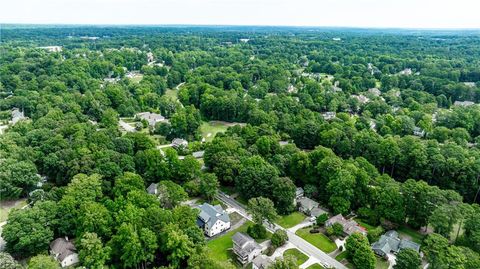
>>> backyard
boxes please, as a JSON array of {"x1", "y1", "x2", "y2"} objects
[
  {"x1": 277, "y1": 212, "x2": 306, "y2": 228},
  {"x1": 306, "y1": 264, "x2": 325, "y2": 269},
  {"x1": 295, "y1": 227, "x2": 337, "y2": 253}
]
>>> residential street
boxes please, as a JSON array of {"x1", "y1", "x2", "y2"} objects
[{"x1": 216, "y1": 192, "x2": 347, "y2": 269}]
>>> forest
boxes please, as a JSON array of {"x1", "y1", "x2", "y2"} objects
[{"x1": 1, "y1": 25, "x2": 480, "y2": 269}]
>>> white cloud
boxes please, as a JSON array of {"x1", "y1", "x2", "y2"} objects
[{"x1": 0, "y1": 0, "x2": 479, "y2": 28}]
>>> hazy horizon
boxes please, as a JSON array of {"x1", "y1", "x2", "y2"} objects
[{"x1": 1, "y1": 0, "x2": 480, "y2": 29}]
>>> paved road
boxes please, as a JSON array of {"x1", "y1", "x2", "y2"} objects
[
  {"x1": 119, "y1": 119, "x2": 136, "y2": 132},
  {"x1": 216, "y1": 192, "x2": 347, "y2": 269}
]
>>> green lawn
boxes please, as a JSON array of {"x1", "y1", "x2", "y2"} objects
[
  {"x1": 284, "y1": 248, "x2": 308, "y2": 266},
  {"x1": 335, "y1": 251, "x2": 348, "y2": 261},
  {"x1": 295, "y1": 228, "x2": 337, "y2": 253},
  {"x1": 375, "y1": 257, "x2": 389, "y2": 269},
  {"x1": 200, "y1": 121, "x2": 230, "y2": 142},
  {"x1": 353, "y1": 218, "x2": 378, "y2": 232},
  {"x1": 306, "y1": 264, "x2": 325, "y2": 269},
  {"x1": 207, "y1": 221, "x2": 271, "y2": 264},
  {"x1": 0, "y1": 199, "x2": 28, "y2": 222},
  {"x1": 277, "y1": 212, "x2": 306, "y2": 228},
  {"x1": 397, "y1": 226, "x2": 424, "y2": 244},
  {"x1": 164, "y1": 88, "x2": 178, "y2": 101},
  {"x1": 207, "y1": 222, "x2": 251, "y2": 262}
]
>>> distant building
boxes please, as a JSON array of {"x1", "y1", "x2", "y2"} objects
[
  {"x1": 332, "y1": 37, "x2": 342, "y2": 41},
  {"x1": 197, "y1": 203, "x2": 231, "y2": 237},
  {"x1": 50, "y1": 237, "x2": 79, "y2": 267},
  {"x1": 192, "y1": 151, "x2": 205, "y2": 159},
  {"x1": 371, "y1": 230, "x2": 420, "y2": 258},
  {"x1": 368, "y1": 88, "x2": 381, "y2": 96},
  {"x1": 321, "y1": 112, "x2": 336, "y2": 121},
  {"x1": 146, "y1": 183, "x2": 158, "y2": 195},
  {"x1": 398, "y1": 68, "x2": 413, "y2": 76},
  {"x1": 10, "y1": 108, "x2": 26, "y2": 125},
  {"x1": 147, "y1": 52, "x2": 154, "y2": 63},
  {"x1": 454, "y1": 101, "x2": 475, "y2": 107},
  {"x1": 464, "y1": 82, "x2": 476, "y2": 88},
  {"x1": 135, "y1": 112, "x2": 165, "y2": 127},
  {"x1": 232, "y1": 232, "x2": 262, "y2": 265},
  {"x1": 239, "y1": 38, "x2": 250, "y2": 43},
  {"x1": 38, "y1": 46, "x2": 63, "y2": 52},
  {"x1": 352, "y1": 94, "x2": 370, "y2": 104},
  {"x1": 279, "y1": 141, "x2": 289, "y2": 146},
  {"x1": 172, "y1": 138, "x2": 188, "y2": 149},
  {"x1": 295, "y1": 187, "x2": 304, "y2": 200},
  {"x1": 413, "y1": 127, "x2": 425, "y2": 137},
  {"x1": 326, "y1": 214, "x2": 367, "y2": 236},
  {"x1": 298, "y1": 197, "x2": 326, "y2": 218},
  {"x1": 252, "y1": 255, "x2": 273, "y2": 269}
]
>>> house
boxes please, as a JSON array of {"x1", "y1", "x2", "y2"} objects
[
  {"x1": 232, "y1": 232, "x2": 262, "y2": 265},
  {"x1": 464, "y1": 82, "x2": 476, "y2": 87},
  {"x1": 352, "y1": 94, "x2": 370, "y2": 104},
  {"x1": 297, "y1": 197, "x2": 326, "y2": 218},
  {"x1": 197, "y1": 203, "x2": 231, "y2": 237},
  {"x1": 279, "y1": 141, "x2": 289, "y2": 146},
  {"x1": 295, "y1": 187, "x2": 304, "y2": 199},
  {"x1": 321, "y1": 112, "x2": 336, "y2": 121},
  {"x1": 413, "y1": 127, "x2": 425, "y2": 137},
  {"x1": 10, "y1": 108, "x2": 26, "y2": 125},
  {"x1": 147, "y1": 183, "x2": 158, "y2": 195},
  {"x1": 135, "y1": 112, "x2": 165, "y2": 127},
  {"x1": 372, "y1": 230, "x2": 420, "y2": 258},
  {"x1": 326, "y1": 214, "x2": 367, "y2": 236},
  {"x1": 368, "y1": 88, "x2": 381, "y2": 96},
  {"x1": 146, "y1": 52, "x2": 154, "y2": 63},
  {"x1": 172, "y1": 138, "x2": 188, "y2": 149},
  {"x1": 252, "y1": 255, "x2": 273, "y2": 269},
  {"x1": 192, "y1": 151, "x2": 205, "y2": 159},
  {"x1": 50, "y1": 237, "x2": 79, "y2": 267},
  {"x1": 454, "y1": 101, "x2": 475, "y2": 107},
  {"x1": 38, "y1": 46, "x2": 63, "y2": 52},
  {"x1": 398, "y1": 68, "x2": 413, "y2": 76}
]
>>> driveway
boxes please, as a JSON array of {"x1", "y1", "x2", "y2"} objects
[{"x1": 216, "y1": 192, "x2": 347, "y2": 269}]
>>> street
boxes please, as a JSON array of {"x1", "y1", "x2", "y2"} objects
[{"x1": 216, "y1": 192, "x2": 347, "y2": 269}]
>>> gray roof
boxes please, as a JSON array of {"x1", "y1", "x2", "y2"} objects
[
  {"x1": 232, "y1": 232, "x2": 261, "y2": 257},
  {"x1": 198, "y1": 203, "x2": 230, "y2": 227},
  {"x1": 192, "y1": 151, "x2": 205, "y2": 158},
  {"x1": 372, "y1": 230, "x2": 420, "y2": 255},
  {"x1": 295, "y1": 187, "x2": 304, "y2": 197},
  {"x1": 50, "y1": 238, "x2": 77, "y2": 262},
  {"x1": 172, "y1": 138, "x2": 188, "y2": 147},
  {"x1": 298, "y1": 197, "x2": 319, "y2": 211},
  {"x1": 136, "y1": 112, "x2": 165, "y2": 126},
  {"x1": 147, "y1": 183, "x2": 158, "y2": 195}
]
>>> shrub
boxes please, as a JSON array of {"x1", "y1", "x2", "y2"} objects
[
  {"x1": 271, "y1": 229, "x2": 288, "y2": 248},
  {"x1": 247, "y1": 224, "x2": 267, "y2": 239},
  {"x1": 316, "y1": 213, "x2": 329, "y2": 226}
]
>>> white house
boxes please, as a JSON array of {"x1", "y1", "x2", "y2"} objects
[
  {"x1": 197, "y1": 203, "x2": 231, "y2": 237},
  {"x1": 50, "y1": 237, "x2": 79, "y2": 268},
  {"x1": 172, "y1": 138, "x2": 188, "y2": 149},
  {"x1": 232, "y1": 232, "x2": 262, "y2": 265},
  {"x1": 135, "y1": 112, "x2": 165, "y2": 127}
]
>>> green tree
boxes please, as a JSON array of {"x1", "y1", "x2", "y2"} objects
[
  {"x1": 0, "y1": 252, "x2": 23, "y2": 269},
  {"x1": 27, "y1": 255, "x2": 59, "y2": 269},
  {"x1": 78, "y1": 232, "x2": 111, "y2": 269},
  {"x1": 199, "y1": 173, "x2": 219, "y2": 202},
  {"x1": 394, "y1": 248, "x2": 421, "y2": 269},
  {"x1": 269, "y1": 255, "x2": 299, "y2": 269},
  {"x1": 248, "y1": 197, "x2": 278, "y2": 225},
  {"x1": 271, "y1": 230, "x2": 288, "y2": 248}
]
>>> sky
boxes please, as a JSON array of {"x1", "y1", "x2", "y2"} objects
[{"x1": 1, "y1": 0, "x2": 480, "y2": 29}]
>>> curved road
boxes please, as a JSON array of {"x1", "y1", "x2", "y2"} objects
[{"x1": 216, "y1": 192, "x2": 347, "y2": 269}]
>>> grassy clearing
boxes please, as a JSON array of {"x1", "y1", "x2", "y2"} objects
[
  {"x1": 335, "y1": 251, "x2": 348, "y2": 261},
  {"x1": 200, "y1": 121, "x2": 230, "y2": 142},
  {"x1": 207, "y1": 221, "x2": 251, "y2": 262},
  {"x1": 295, "y1": 228, "x2": 337, "y2": 253},
  {"x1": 397, "y1": 226, "x2": 424, "y2": 244},
  {"x1": 207, "y1": 221, "x2": 271, "y2": 264},
  {"x1": 375, "y1": 257, "x2": 389, "y2": 269},
  {"x1": 164, "y1": 88, "x2": 178, "y2": 101},
  {"x1": 306, "y1": 264, "x2": 325, "y2": 269},
  {"x1": 277, "y1": 212, "x2": 306, "y2": 229},
  {"x1": 354, "y1": 218, "x2": 378, "y2": 232},
  {"x1": 0, "y1": 199, "x2": 28, "y2": 222},
  {"x1": 284, "y1": 248, "x2": 308, "y2": 266}
]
